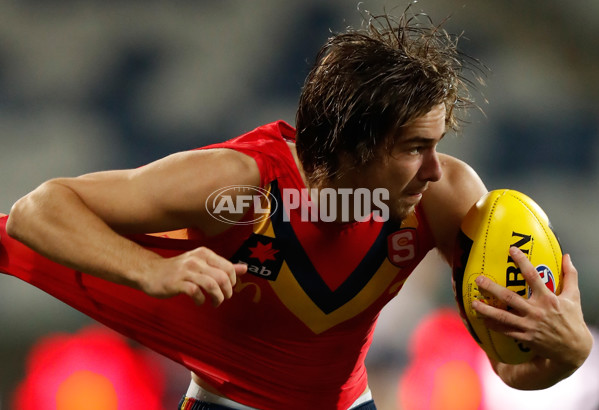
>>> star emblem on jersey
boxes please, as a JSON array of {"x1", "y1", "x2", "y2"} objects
[
  {"x1": 248, "y1": 241, "x2": 279, "y2": 263},
  {"x1": 230, "y1": 234, "x2": 283, "y2": 281}
]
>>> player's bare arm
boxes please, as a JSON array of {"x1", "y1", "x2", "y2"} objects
[
  {"x1": 475, "y1": 247, "x2": 593, "y2": 389},
  {"x1": 6, "y1": 148, "x2": 259, "y2": 306},
  {"x1": 421, "y1": 153, "x2": 487, "y2": 263},
  {"x1": 424, "y1": 154, "x2": 593, "y2": 389}
]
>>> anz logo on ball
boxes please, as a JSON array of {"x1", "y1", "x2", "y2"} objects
[{"x1": 527, "y1": 264, "x2": 556, "y2": 298}]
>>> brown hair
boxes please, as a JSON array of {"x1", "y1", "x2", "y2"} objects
[{"x1": 295, "y1": 7, "x2": 485, "y2": 185}]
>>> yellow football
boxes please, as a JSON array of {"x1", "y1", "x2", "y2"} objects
[{"x1": 452, "y1": 189, "x2": 563, "y2": 364}]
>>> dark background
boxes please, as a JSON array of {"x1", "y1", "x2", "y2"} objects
[{"x1": 1, "y1": 1, "x2": 597, "y2": 408}]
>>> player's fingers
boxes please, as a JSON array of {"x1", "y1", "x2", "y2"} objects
[
  {"x1": 188, "y1": 264, "x2": 246, "y2": 305},
  {"x1": 194, "y1": 274, "x2": 226, "y2": 306},
  {"x1": 560, "y1": 253, "x2": 580, "y2": 298},
  {"x1": 194, "y1": 247, "x2": 238, "y2": 286},
  {"x1": 180, "y1": 282, "x2": 206, "y2": 306},
  {"x1": 509, "y1": 247, "x2": 547, "y2": 297},
  {"x1": 475, "y1": 275, "x2": 529, "y2": 313},
  {"x1": 193, "y1": 264, "x2": 234, "y2": 300},
  {"x1": 472, "y1": 299, "x2": 526, "y2": 330},
  {"x1": 234, "y1": 263, "x2": 248, "y2": 275}
]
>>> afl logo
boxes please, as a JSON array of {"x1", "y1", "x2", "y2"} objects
[
  {"x1": 528, "y1": 264, "x2": 556, "y2": 298},
  {"x1": 205, "y1": 185, "x2": 277, "y2": 225}
]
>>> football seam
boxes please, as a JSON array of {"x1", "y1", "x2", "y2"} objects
[
  {"x1": 507, "y1": 192, "x2": 561, "y2": 279},
  {"x1": 482, "y1": 190, "x2": 505, "y2": 362},
  {"x1": 482, "y1": 190, "x2": 505, "y2": 276}
]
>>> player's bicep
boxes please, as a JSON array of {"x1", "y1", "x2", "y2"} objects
[{"x1": 60, "y1": 148, "x2": 261, "y2": 234}]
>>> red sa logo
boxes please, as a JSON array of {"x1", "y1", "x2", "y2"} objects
[{"x1": 388, "y1": 229, "x2": 417, "y2": 267}]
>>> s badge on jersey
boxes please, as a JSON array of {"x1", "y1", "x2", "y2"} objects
[
  {"x1": 387, "y1": 228, "x2": 417, "y2": 268},
  {"x1": 231, "y1": 233, "x2": 283, "y2": 281}
]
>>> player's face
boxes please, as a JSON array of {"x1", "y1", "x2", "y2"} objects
[{"x1": 344, "y1": 103, "x2": 446, "y2": 221}]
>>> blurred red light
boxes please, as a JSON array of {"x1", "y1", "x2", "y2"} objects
[{"x1": 13, "y1": 325, "x2": 164, "y2": 410}]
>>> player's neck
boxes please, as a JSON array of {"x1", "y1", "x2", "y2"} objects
[{"x1": 286, "y1": 142, "x2": 311, "y2": 189}]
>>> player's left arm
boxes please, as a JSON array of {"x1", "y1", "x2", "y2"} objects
[
  {"x1": 421, "y1": 153, "x2": 487, "y2": 263},
  {"x1": 422, "y1": 154, "x2": 593, "y2": 389},
  {"x1": 475, "y1": 247, "x2": 593, "y2": 389}
]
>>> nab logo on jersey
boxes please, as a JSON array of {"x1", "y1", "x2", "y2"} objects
[{"x1": 231, "y1": 234, "x2": 283, "y2": 281}]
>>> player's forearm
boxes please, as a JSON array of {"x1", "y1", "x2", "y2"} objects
[{"x1": 6, "y1": 179, "x2": 159, "y2": 288}]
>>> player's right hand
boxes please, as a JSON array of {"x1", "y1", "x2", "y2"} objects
[{"x1": 138, "y1": 246, "x2": 247, "y2": 307}]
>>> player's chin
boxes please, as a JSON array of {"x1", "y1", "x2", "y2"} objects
[{"x1": 390, "y1": 201, "x2": 417, "y2": 222}]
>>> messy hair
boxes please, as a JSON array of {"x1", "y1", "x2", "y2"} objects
[{"x1": 295, "y1": 6, "x2": 485, "y2": 185}]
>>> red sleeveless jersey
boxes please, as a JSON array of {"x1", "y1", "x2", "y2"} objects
[{"x1": 0, "y1": 121, "x2": 435, "y2": 409}]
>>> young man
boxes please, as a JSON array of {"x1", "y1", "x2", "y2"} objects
[{"x1": 1, "y1": 9, "x2": 592, "y2": 410}]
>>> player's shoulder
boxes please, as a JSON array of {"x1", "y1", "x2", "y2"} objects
[
  {"x1": 421, "y1": 153, "x2": 487, "y2": 261},
  {"x1": 428, "y1": 153, "x2": 486, "y2": 202}
]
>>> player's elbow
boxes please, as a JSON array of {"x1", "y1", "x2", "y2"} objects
[
  {"x1": 7, "y1": 179, "x2": 62, "y2": 241},
  {"x1": 8, "y1": 193, "x2": 37, "y2": 241},
  {"x1": 7, "y1": 197, "x2": 29, "y2": 240}
]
